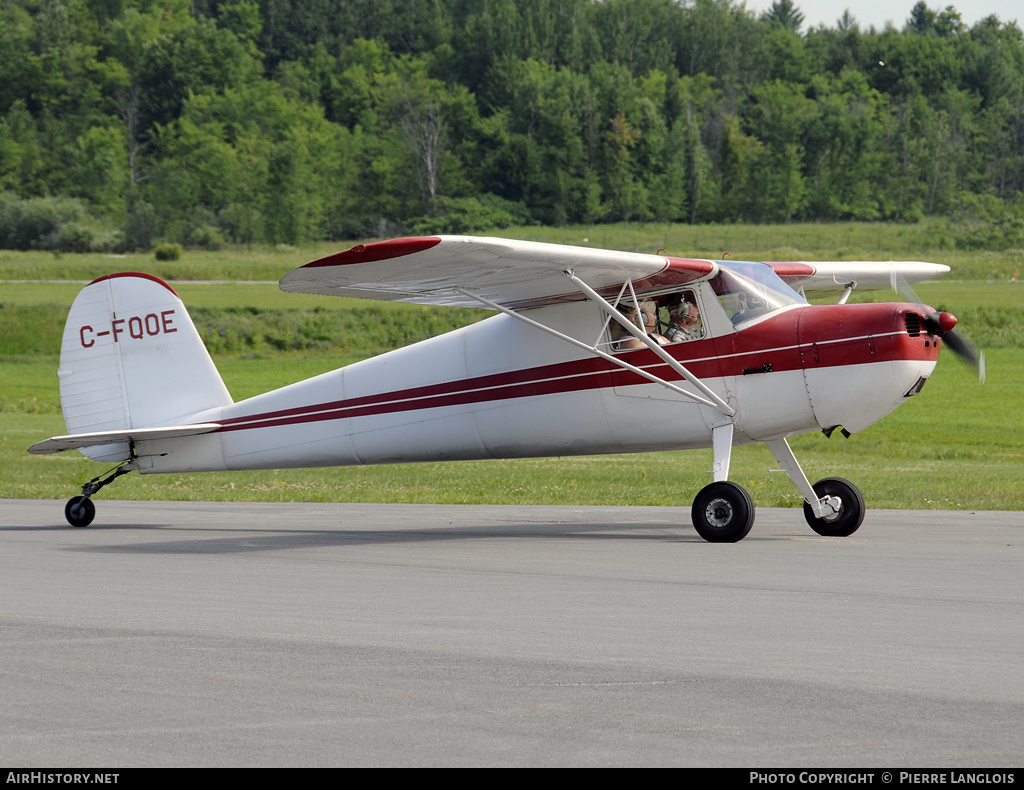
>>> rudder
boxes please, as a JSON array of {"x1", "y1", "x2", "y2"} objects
[{"x1": 58, "y1": 273, "x2": 233, "y2": 462}]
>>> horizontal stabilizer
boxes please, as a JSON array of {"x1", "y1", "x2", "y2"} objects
[{"x1": 29, "y1": 423, "x2": 221, "y2": 455}]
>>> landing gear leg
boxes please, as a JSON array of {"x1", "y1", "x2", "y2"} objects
[
  {"x1": 765, "y1": 438, "x2": 865, "y2": 537},
  {"x1": 64, "y1": 464, "x2": 133, "y2": 528},
  {"x1": 690, "y1": 423, "x2": 755, "y2": 543}
]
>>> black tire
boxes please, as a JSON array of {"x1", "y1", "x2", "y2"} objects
[
  {"x1": 691, "y1": 481, "x2": 755, "y2": 543},
  {"x1": 803, "y1": 478, "x2": 864, "y2": 537},
  {"x1": 65, "y1": 496, "x2": 95, "y2": 528}
]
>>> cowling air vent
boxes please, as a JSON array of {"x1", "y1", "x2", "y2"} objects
[{"x1": 905, "y1": 313, "x2": 922, "y2": 337}]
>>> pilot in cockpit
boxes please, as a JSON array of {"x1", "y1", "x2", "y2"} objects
[{"x1": 663, "y1": 293, "x2": 703, "y2": 343}]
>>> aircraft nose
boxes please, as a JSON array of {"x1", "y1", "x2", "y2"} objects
[
  {"x1": 798, "y1": 303, "x2": 943, "y2": 435},
  {"x1": 896, "y1": 305, "x2": 944, "y2": 357}
]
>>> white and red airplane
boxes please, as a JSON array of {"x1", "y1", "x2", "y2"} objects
[{"x1": 30, "y1": 235, "x2": 981, "y2": 541}]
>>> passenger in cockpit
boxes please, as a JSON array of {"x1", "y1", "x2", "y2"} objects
[
  {"x1": 613, "y1": 300, "x2": 668, "y2": 349},
  {"x1": 640, "y1": 300, "x2": 669, "y2": 345}
]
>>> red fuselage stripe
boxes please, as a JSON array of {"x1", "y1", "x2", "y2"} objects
[{"x1": 214, "y1": 311, "x2": 938, "y2": 434}]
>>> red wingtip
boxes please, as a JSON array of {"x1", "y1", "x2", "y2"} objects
[{"x1": 304, "y1": 237, "x2": 442, "y2": 268}]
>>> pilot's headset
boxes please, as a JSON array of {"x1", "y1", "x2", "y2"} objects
[{"x1": 672, "y1": 301, "x2": 693, "y2": 321}]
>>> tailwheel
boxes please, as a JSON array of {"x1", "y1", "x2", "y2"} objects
[
  {"x1": 63, "y1": 462, "x2": 133, "y2": 528},
  {"x1": 65, "y1": 496, "x2": 96, "y2": 528},
  {"x1": 691, "y1": 481, "x2": 755, "y2": 543},
  {"x1": 803, "y1": 478, "x2": 865, "y2": 537}
]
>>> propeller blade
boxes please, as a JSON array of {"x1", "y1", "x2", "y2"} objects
[
  {"x1": 890, "y1": 273, "x2": 985, "y2": 382},
  {"x1": 942, "y1": 329, "x2": 986, "y2": 383}
]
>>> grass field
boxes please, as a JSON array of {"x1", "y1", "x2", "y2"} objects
[
  {"x1": 4, "y1": 220, "x2": 1024, "y2": 281},
  {"x1": 2, "y1": 222, "x2": 1022, "y2": 512}
]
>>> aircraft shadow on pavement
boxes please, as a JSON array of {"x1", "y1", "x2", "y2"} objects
[{"x1": 51, "y1": 518, "x2": 737, "y2": 554}]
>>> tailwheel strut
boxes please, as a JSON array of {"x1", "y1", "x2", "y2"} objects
[{"x1": 65, "y1": 463, "x2": 134, "y2": 528}]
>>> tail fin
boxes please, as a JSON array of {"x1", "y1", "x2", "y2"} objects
[{"x1": 56, "y1": 272, "x2": 233, "y2": 462}]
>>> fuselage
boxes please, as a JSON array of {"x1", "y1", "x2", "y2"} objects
[{"x1": 133, "y1": 290, "x2": 940, "y2": 475}]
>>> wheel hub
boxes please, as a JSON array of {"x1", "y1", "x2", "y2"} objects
[
  {"x1": 705, "y1": 498, "x2": 734, "y2": 527},
  {"x1": 819, "y1": 495, "x2": 843, "y2": 522}
]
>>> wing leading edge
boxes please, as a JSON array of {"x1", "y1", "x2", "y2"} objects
[
  {"x1": 280, "y1": 235, "x2": 719, "y2": 309},
  {"x1": 767, "y1": 260, "x2": 950, "y2": 296}
]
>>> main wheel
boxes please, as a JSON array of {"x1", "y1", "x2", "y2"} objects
[
  {"x1": 803, "y1": 478, "x2": 864, "y2": 537},
  {"x1": 691, "y1": 481, "x2": 755, "y2": 543},
  {"x1": 65, "y1": 496, "x2": 95, "y2": 528}
]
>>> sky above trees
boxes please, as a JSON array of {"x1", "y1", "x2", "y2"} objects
[{"x1": 745, "y1": 0, "x2": 1020, "y2": 32}]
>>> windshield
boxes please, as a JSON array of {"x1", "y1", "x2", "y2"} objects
[{"x1": 709, "y1": 261, "x2": 807, "y2": 325}]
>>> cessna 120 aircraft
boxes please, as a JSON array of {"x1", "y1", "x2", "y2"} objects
[{"x1": 30, "y1": 235, "x2": 982, "y2": 541}]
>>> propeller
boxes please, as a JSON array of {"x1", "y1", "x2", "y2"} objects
[{"x1": 891, "y1": 273, "x2": 986, "y2": 383}]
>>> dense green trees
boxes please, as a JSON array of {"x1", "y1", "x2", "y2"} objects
[{"x1": 1, "y1": 0, "x2": 1022, "y2": 250}]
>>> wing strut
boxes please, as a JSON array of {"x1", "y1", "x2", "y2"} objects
[{"x1": 454, "y1": 284, "x2": 735, "y2": 417}]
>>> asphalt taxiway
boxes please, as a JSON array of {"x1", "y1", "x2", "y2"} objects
[{"x1": 1, "y1": 499, "x2": 1021, "y2": 767}]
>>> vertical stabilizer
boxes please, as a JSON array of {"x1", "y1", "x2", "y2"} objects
[{"x1": 58, "y1": 273, "x2": 232, "y2": 462}]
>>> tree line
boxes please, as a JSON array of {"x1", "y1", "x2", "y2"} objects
[{"x1": 1, "y1": 0, "x2": 1023, "y2": 251}]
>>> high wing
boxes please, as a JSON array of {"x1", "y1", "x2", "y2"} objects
[
  {"x1": 283, "y1": 235, "x2": 733, "y2": 414},
  {"x1": 280, "y1": 235, "x2": 719, "y2": 309},
  {"x1": 767, "y1": 261, "x2": 950, "y2": 298}
]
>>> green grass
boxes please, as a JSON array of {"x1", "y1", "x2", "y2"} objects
[
  {"x1": 2, "y1": 222, "x2": 1022, "y2": 511},
  {"x1": 4, "y1": 222, "x2": 1024, "y2": 282},
  {"x1": 4, "y1": 279, "x2": 1020, "y2": 360},
  {"x1": 0, "y1": 246, "x2": 313, "y2": 282},
  {"x1": 1, "y1": 288, "x2": 488, "y2": 358}
]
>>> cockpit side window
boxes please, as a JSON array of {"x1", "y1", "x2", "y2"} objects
[{"x1": 605, "y1": 288, "x2": 705, "y2": 352}]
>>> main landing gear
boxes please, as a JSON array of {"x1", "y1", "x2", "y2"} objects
[
  {"x1": 689, "y1": 429, "x2": 865, "y2": 543},
  {"x1": 64, "y1": 463, "x2": 133, "y2": 527},
  {"x1": 691, "y1": 481, "x2": 755, "y2": 542}
]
